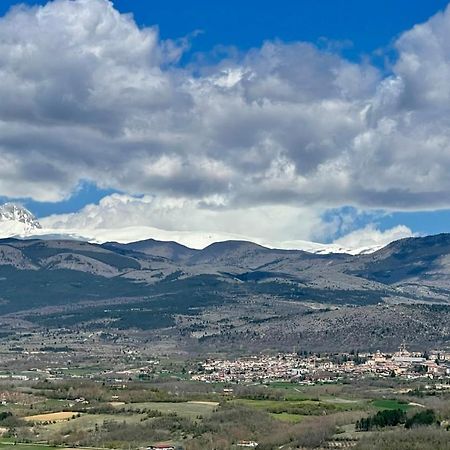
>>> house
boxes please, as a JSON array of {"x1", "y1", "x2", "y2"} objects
[
  {"x1": 146, "y1": 444, "x2": 178, "y2": 450},
  {"x1": 237, "y1": 441, "x2": 259, "y2": 448}
]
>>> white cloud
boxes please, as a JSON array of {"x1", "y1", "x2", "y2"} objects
[
  {"x1": 38, "y1": 195, "x2": 413, "y2": 251},
  {"x1": 333, "y1": 224, "x2": 415, "y2": 250},
  {"x1": 41, "y1": 193, "x2": 333, "y2": 248},
  {"x1": 1, "y1": 0, "x2": 450, "y2": 239}
]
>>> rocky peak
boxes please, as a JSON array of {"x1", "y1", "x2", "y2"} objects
[{"x1": 0, "y1": 203, "x2": 42, "y2": 233}]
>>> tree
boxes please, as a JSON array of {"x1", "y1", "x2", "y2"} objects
[
  {"x1": 356, "y1": 409, "x2": 406, "y2": 431},
  {"x1": 405, "y1": 409, "x2": 437, "y2": 429}
]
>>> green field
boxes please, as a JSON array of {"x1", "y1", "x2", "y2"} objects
[
  {"x1": 0, "y1": 444, "x2": 57, "y2": 450},
  {"x1": 269, "y1": 412, "x2": 306, "y2": 423},
  {"x1": 231, "y1": 398, "x2": 359, "y2": 416},
  {"x1": 266, "y1": 381, "x2": 309, "y2": 392},
  {"x1": 113, "y1": 401, "x2": 218, "y2": 418},
  {"x1": 372, "y1": 399, "x2": 410, "y2": 411},
  {"x1": 43, "y1": 412, "x2": 143, "y2": 433}
]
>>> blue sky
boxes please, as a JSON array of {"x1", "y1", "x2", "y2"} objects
[
  {"x1": 1, "y1": 0, "x2": 450, "y2": 247},
  {"x1": 2, "y1": 1, "x2": 449, "y2": 59}
]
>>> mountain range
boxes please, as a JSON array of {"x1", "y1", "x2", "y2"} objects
[
  {"x1": 0, "y1": 203, "x2": 382, "y2": 255},
  {"x1": 1, "y1": 204, "x2": 450, "y2": 352}
]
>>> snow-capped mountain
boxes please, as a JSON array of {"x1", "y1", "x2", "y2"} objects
[
  {"x1": 267, "y1": 239, "x2": 385, "y2": 256},
  {"x1": 0, "y1": 203, "x2": 42, "y2": 237}
]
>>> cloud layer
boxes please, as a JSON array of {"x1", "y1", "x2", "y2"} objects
[
  {"x1": 39, "y1": 193, "x2": 413, "y2": 250},
  {"x1": 40, "y1": 193, "x2": 332, "y2": 247}
]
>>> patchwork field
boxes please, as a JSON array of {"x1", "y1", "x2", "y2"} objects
[
  {"x1": 0, "y1": 365, "x2": 448, "y2": 449},
  {"x1": 23, "y1": 411, "x2": 79, "y2": 422},
  {"x1": 40, "y1": 412, "x2": 145, "y2": 436}
]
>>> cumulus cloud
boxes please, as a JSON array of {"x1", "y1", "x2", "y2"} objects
[
  {"x1": 40, "y1": 194, "x2": 414, "y2": 250},
  {"x1": 1, "y1": 0, "x2": 450, "y2": 246},
  {"x1": 0, "y1": 0, "x2": 449, "y2": 210},
  {"x1": 41, "y1": 193, "x2": 334, "y2": 247},
  {"x1": 333, "y1": 224, "x2": 415, "y2": 250}
]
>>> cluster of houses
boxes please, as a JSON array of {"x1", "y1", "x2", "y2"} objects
[
  {"x1": 143, "y1": 440, "x2": 259, "y2": 449},
  {"x1": 191, "y1": 346, "x2": 450, "y2": 384}
]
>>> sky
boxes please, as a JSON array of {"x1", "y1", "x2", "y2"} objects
[{"x1": 1, "y1": 0, "x2": 450, "y2": 249}]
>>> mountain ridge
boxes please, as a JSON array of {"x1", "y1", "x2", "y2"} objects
[
  {"x1": 1, "y1": 232, "x2": 450, "y2": 351},
  {"x1": 0, "y1": 202, "x2": 387, "y2": 255}
]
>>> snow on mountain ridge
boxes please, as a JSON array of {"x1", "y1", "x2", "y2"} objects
[
  {"x1": 0, "y1": 203, "x2": 42, "y2": 237},
  {"x1": 0, "y1": 203, "x2": 41, "y2": 226},
  {"x1": 0, "y1": 202, "x2": 383, "y2": 255}
]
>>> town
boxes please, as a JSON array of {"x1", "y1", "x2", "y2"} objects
[{"x1": 192, "y1": 345, "x2": 450, "y2": 384}]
